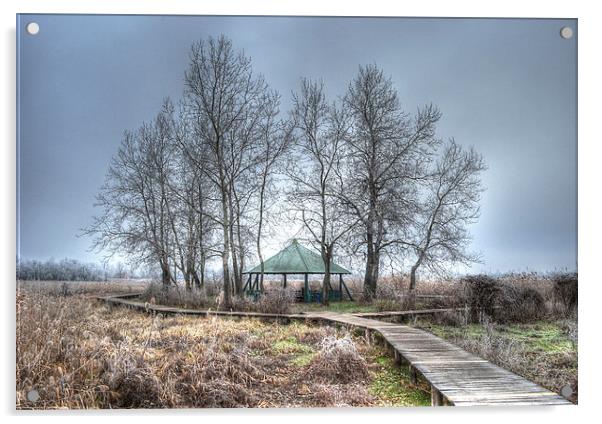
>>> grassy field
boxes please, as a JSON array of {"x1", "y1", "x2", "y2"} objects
[
  {"x1": 16, "y1": 275, "x2": 577, "y2": 407},
  {"x1": 416, "y1": 318, "x2": 578, "y2": 403},
  {"x1": 16, "y1": 286, "x2": 430, "y2": 409}
]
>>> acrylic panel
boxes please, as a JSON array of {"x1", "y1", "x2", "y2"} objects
[{"x1": 16, "y1": 15, "x2": 577, "y2": 409}]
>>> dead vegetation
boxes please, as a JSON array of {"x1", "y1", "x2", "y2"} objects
[
  {"x1": 16, "y1": 287, "x2": 427, "y2": 409},
  {"x1": 362, "y1": 272, "x2": 577, "y2": 325},
  {"x1": 307, "y1": 336, "x2": 370, "y2": 384},
  {"x1": 17, "y1": 279, "x2": 149, "y2": 297},
  {"x1": 139, "y1": 283, "x2": 295, "y2": 315}
]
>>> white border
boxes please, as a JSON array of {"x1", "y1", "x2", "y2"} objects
[{"x1": 2, "y1": 1, "x2": 600, "y2": 423}]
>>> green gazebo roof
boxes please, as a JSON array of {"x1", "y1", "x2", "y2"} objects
[{"x1": 245, "y1": 239, "x2": 351, "y2": 275}]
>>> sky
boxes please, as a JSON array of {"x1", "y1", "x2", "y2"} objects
[{"x1": 16, "y1": 15, "x2": 577, "y2": 274}]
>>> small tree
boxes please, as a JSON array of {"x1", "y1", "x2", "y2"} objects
[
  {"x1": 407, "y1": 139, "x2": 487, "y2": 292},
  {"x1": 85, "y1": 102, "x2": 178, "y2": 288}
]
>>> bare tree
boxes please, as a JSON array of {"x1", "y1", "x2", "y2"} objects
[
  {"x1": 287, "y1": 79, "x2": 358, "y2": 305},
  {"x1": 182, "y1": 35, "x2": 275, "y2": 306},
  {"x1": 163, "y1": 101, "x2": 220, "y2": 291},
  {"x1": 407, "y1": 139, "x2": 487, "y2": 291},
  {"x1": 254, "y1": 93, "x2": 290, "y2": 291},
  {"x1": 85, "y1": 101, "x2": 177, "y2": 287},
  {"x1": 342, "y1": 64, "x2": 441, "y2": 299}
]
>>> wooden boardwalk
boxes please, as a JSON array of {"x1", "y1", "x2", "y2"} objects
[
  {"x1": 96, "y1": 293, "x2": 306, "y2": 321},
  {"x1": 98, "y1": 294, "x2": 572, "y2": 407},
  {"x1": 305, "y1": 312, "x2": 571, "y2": 406}
]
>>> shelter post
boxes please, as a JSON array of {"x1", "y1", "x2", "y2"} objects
[{"x1": 304, "y1": 273, "x2": 310, "y2": 303}]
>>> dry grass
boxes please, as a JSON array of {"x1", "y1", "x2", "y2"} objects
[
  {"x1": 16, "y1": 287, "x2": 427, "y2": 409},
  {"x1": 307, "y1": 336, "x2": 370, "y2": 384},
  {"x1": 139, "y1": 283, "x2": 296, "y2": 315},
  {"x1": 17, "y1": 279, "x2": 150, "y2": 297},
  {"x1": 139, "y1": 282, "x2": 218, "y2": 310}
]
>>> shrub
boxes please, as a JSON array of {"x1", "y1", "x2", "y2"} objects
[
  {"x1": 515, "y1": 287, "x2": 545, "y2": 321},
  {"x1": 229, "y1": 288, "x2": 295, "y2": 315},
  {"x1": 461, "y1": 275, "x2": 501, "y2": 322},
  {"x1": 102, "y1": 353, "x2": 163, "y2": 408},
  {"x1": 307, "y1": 335, "x2": 370, "y2": 384},
  {"x1": 255, "y1": 288, "x2": 295, "y2": 314},
  {"x1": 553, "y1": 273, "x2": 578, "y2": 316},
  {"x1": 496, "y1": 284, "x2": 545, "y2": 323},
  {"x1": 460, "y1": 275, "x2": 547, "y2": 323}
]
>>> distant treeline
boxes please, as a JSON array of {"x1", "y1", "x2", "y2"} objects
[{"x1": 16, "y1": 258, "x2": 148, "y2": 282}]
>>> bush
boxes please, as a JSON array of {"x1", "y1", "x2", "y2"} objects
[
  {"x1": 307, "y1": 335, "x2": 370, "y2": 384},
  {"x1": 461, "y1": 275, "x2": 546, "y2": 323},
  {"x1": 461, "y1": 275, "x2": 500, "y2": 322},
  {"x1": 497, "y1": 285, "x2": 545, "y2": 323},
  {"x1": 553, "y1": 273, "x2": 578, "y2": 316},
  {"x1": 255, "y1": 288, "x2": 295, "y2": 314},
  {"x1": 230, "y1": 288, "x2": 295, "y2": 315}
]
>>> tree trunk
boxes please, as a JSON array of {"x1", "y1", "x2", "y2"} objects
[
  {"x1": 184, "y1": 270, "x2": 192, "y2": 291},
  {"x1": 322, "y1": 249, "x2": 331, "y2": 306},
  {"x1": 409, "y1": 253, "x2": 424, "y2": 291},
  {"x1": 229, "y1": 226, "x2": 240, "y2": 295},
  {"x1": 192, "y1": 268, "x2": 201, "y2": 290},
  {"x1": 257, "y1": 183, "x2": 266, "y2": 292},
  {"x1": 234, "y1": 191, "x2": 246, "y2": 294},
  {"x1": 220, "y1": 190, "x2": 232, "y2": 308},
  {"x1": 161, "y1": 261, "x2": 171, "y2": 288},
  {"x1": 200, "y1": 255, "x2": 205, "y2": 289},
  {"x1": 228, "y1": 192, "x2": 243, "y2": 296},
  {"x1": 408, "y1": 255, "x2": 423, "y2": 309},
  {"x1": 363, "y1": 215, "x2": 381, "y2": 300},
  {"x1": 409, "y1": 263, "x2": 419, "y2": 291},
  {"x1": 363, "y1": 243, "x2": 379, "y2": 300}
]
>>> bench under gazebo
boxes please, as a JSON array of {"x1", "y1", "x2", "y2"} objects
[{"x1": 243, "y1": 239, "x2": 353, "y2": 303}]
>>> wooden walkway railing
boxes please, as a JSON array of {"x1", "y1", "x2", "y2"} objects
[{"x1": 98, "y1": 294, "x2": 572, "y2": 407}]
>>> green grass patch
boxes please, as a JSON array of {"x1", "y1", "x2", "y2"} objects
[
  {"x1": 270, "y1": 334, "x2": 317, "y2": 367},
  {"x1": 290, "y1": 352, "x2": 315, "y2": 367},
  {"x1": 368, "y1": 354, "x2": 431, "y2": 407},
  {"x1": 422, "y1": 321, "x2": 575, "y2": 355},
  {"x1": 494, "y1": 323, "x2": 574, "y2": 354},
  {"x1": 272, "y1": 336, "x2": 314, "y2": 355}
]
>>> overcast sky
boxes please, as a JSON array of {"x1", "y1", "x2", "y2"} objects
[{"x1": 17, "y1": 15, "x2": 577, "y2": 273}]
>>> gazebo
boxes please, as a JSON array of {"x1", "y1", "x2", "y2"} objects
[{"x1": 243, "y1": 239, "x2": 353, "y2": 302}]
